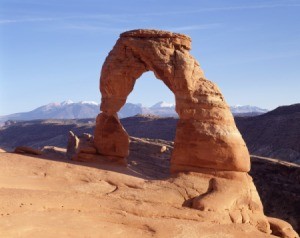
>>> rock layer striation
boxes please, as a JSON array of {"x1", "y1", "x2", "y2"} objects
[{"x1": 94, "y1": 29, "x2": 250, "y2": 173}]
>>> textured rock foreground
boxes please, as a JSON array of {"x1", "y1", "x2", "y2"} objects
[
  {"x1": 0, "y1": 152, "x2": 283, "y2": 237},
  {"x1": 2, "y1": 137, "x2": 299, "y2": 237}
]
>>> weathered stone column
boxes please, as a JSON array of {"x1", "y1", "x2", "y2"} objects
[{"x1": 94, "y1": 29, "x2": 250, "y2": 172}]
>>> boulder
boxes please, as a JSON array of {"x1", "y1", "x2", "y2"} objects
[
  {"x1": 14, "y1": 146, "x2": 42, "y2": 155},
  {"x1": 66, "y1": 131, "x2": 79, "y2": 160},
  {"x1": 42, "y1": 146, "x2": 66, "y2": 160}
]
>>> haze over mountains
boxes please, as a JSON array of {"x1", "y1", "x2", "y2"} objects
[{"x1": 0, "y1": 100, "x2": 268, "y2": 123}]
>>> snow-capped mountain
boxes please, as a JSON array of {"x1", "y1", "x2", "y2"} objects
[
  {"x1": 150, "y1": 101, "x2": 175, "y2": 108},
  {"x1": 118, "y1": 103, "x2": 143, "y2": 118},
  {"x1": 60, "y1": 100, "x2": 75, "y2": 106},
  {"x1": 230, "y1": 105, "x2": 268, "y2": 115},
  {"x1": 0, "y1": 101, "x2": 268, "y2": 123},
  {"x1": 144, "y1": 101, "x2": 177, "y2": 117},
  {"x1": 0, "y1": 101, "x2": 101, "y2": 122},
  {"x1": 78, "y1": 101, "x2": 99, "y2": 106}
]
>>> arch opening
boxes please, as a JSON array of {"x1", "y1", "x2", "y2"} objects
[
  {"x1": 124, "y1": 71, "x2": 177, "y2": 117},
  {"x1": 121, "y1": 71, "x2": 178, "y2": 178}
]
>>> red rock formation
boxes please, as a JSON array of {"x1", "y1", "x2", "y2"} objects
[
  {"x1": 14, "y1": 146, "x2": 43, "y2": 155},
  {"x1": 268, "y1": 217, "x2": 299, "y2": 238},
  {"x1": 94, "y1": 29, "x2": 250, "y2": 173},
  {"x1": 66, "y1": 131, "x2": 79, "y2": 160}
]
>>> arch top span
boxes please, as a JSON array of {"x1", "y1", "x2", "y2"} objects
[
  {"x1": 94, "y1": 29, "x2": 251, "y2": 173},
  {"x1": 120, "y1": 29, "x2": 191, "y2": 50}
]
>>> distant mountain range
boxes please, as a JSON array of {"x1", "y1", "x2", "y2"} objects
[
  {"x1": 0, "y1": 100, "x2": 100, "y2": 123},
  {"x1": 230, "y1": 105, "x2": 268, "y2": 115},
  {"x1": 0, "y1": 103, "x2": 298, "y2": 164},
  {"x1": 0, "y1": 100, "x2": 268, "y2": 123}
]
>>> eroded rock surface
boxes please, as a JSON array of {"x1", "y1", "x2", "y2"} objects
[
  {"x1": 1, "y1": 136, "x2": 299, "y2": 237},
  {"x1": 91, "y1": 29, "x2": 270, "y2": 235},
  {"x1": 268, "y1": 217, "x2": 299, "y2": 238},
  {"x1": 14, "y1": 146, "x2": 42, "y2": 155},
  {"x1": 66, "y1": 131, "x2": 79, "y2": 159},
  {"x1": 0, "y1": 152, "x2": 273, "y2": 237},
  {"x1": 94, "y1": 29, "x2": 250, "y2": 173}
]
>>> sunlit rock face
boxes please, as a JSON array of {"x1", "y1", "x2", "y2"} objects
[
  {"x1": 94, "y1": 29, "x2": 250, "y2": 173},
  {"x1": 92, "y1": 30, "x2": 275, "y2": 234}
]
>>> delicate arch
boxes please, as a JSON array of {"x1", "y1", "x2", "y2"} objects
[{"x1": 94, "y1": 29, "x2": 250, "y2": 173}]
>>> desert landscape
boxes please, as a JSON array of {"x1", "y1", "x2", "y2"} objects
[
  {"x1": 1, "y1": 29, "x2": 299, "y2": 238},
  {"x1": 1, "y1": 1, "x2": 300, "y2": 237}
]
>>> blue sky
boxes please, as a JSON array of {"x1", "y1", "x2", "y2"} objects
[{"x1": 0, "y1": 0, "x2": 299, "y2": 115}]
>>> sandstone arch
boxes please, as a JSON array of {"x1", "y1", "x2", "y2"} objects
[{"x1": 94, "y1": 29, "x2": 250, "y2": 173}]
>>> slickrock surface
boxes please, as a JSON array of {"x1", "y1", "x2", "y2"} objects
[
  {"x1": 94, "y1": 29, "x2": 250, "y2": 173},
  {"x1": 1, "y1": 138, "x2": 299, "y2": 237},
  {"x1": 0, "y1": 152, "x2": 275, "y2": 237}
]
